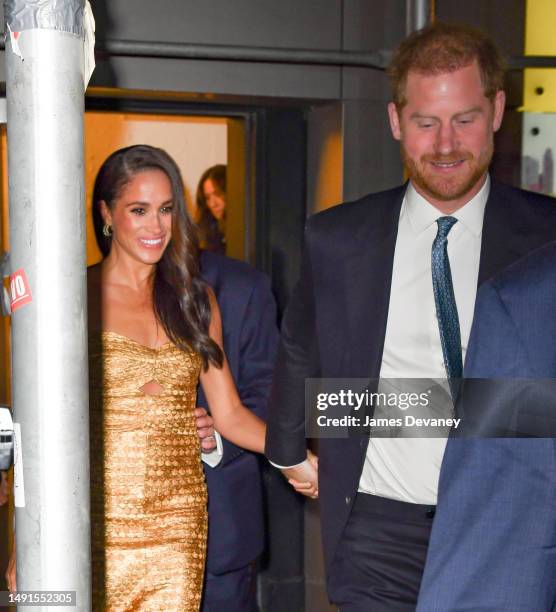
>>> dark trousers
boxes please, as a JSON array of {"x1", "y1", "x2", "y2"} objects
[
  {"x1": 328, "y1": 493, "x2": 435, "y2": 612},
  {"x1": 201, "y1": 563, "x2": 258, "y2": 612}
]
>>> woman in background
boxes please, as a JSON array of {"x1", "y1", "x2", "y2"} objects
[
  {"x1": 88, "y1": 146, "x2": 264, "y2": 610},
  {"x1": 195, "y1": 164, "x2": 227, "y2": 254}
]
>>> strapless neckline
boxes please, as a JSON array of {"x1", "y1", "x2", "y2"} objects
[{"x1": 100, "y1": 330, "x2": 173, "y2": 352}]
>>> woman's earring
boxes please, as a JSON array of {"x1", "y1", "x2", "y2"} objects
[{"x1": 102, "y1": 224, "x2": 113, "y2": 237}]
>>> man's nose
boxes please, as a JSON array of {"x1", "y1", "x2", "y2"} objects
[{"x1": 435, "y1": 123, "x2": 457, "y2": 156}]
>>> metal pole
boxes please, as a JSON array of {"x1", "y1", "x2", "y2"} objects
[
  {"x1": 4, "y1": 0, "x2": 91, "y2": 608},
  {"x1": 99, "y1": 39, "x2": 391, "y2": 70},
  {"x1": 406, "y1": 0, "x2": 432, "y2": 35}
]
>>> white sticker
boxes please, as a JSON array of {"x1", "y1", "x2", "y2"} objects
[
  {"x1": 7, "y1": 26, "x2": 24, "y2": 62},
  {"x1": 13, "y1": 423, "x2": 25, "y2": 508}
]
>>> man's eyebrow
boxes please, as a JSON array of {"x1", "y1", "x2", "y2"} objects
[
  {"x1": 409, "y1": 112, "x2": 438, "y2": 120},
  {"x1": 409, "y1": 106, "x2": 484, "y2": 121},
  {"x1": 454, "y1": 106, "x2": 483, "y2": 117}
]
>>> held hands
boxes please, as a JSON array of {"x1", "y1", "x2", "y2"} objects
[
  {"x1": 282, "y1": 450, "x2": 319, "y2": 499},
  {"x1": 195, "y1": 407, "x2": 217, "y2": 452}
]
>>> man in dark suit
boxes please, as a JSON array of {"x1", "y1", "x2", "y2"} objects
[
  {"x1": 266, "y1": 21, "x2": 556, "y2": 611},
  {"x1": 417, "y1": 242, "x2": 556, "y2": 611},
  {"x1": 198, "y1": 250, "x2": 279, "y2": 612}
]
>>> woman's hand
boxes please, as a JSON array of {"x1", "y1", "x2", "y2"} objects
[{"x1": 282, "y1": 450, "x2": 319, "y2": 499}]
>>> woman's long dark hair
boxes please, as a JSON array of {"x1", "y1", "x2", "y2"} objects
[
  {"x1": 195, "y1": 164, "x2": 226, "y2": 254},
  {"x1": 93, "y1": 145, "x2": 223, "y2": 369}
]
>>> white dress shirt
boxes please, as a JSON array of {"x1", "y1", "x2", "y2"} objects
[{"x1": 357, "y1": 177, "x2": 489, "y2": 504}]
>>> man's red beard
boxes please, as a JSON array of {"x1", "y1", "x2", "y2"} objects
[{"x1": 401, "y1": 144, "x2": 493, "y2": 203}]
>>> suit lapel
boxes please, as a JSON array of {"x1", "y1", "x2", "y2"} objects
[
  {"x1": 344, "y1": 186, "x2": 405, "y2": 379},
  {"x1": 479, "y1": 180, "x2": 527, "y2": 285},
  {"x1": 325, "y1": 186, "x2": 404, "y2": 495}
]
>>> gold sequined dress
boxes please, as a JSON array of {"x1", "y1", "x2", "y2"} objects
[{"x1": 89, "y1": 331, "x2": 208, "y2": 611}]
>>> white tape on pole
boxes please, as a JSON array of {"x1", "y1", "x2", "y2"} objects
[{"x1": 13, "y1": 423, "x2": 25, "y2": 507}]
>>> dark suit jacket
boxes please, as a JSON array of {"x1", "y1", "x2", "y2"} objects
[
  {"x1": 199, "y1": 251, "x2": 279, "y2": 574},
  {"x1": 265, "y1": 180, "x2": 556, "y2": 578},
  {"x1": 418, "y1": 242, "x2": 556, "y2": 612}
]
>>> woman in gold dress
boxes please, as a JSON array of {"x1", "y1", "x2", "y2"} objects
[{"x1": 87, "y1": 145, "x2": 265, "y2": 610}]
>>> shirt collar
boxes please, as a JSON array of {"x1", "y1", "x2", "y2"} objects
[{"x1": 404, "y1": 175, "x2": 489, "y2": 237}]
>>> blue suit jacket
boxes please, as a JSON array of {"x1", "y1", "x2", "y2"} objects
[
  {"x1": 266, "y1": 180, "x2": 556, "y2": 583},
  {"x1": 418, "y1": 242, "x2": 556, "y2": 611},
  {"x1": 198, "y1": 251, "x2": 279, "y2": 575}
]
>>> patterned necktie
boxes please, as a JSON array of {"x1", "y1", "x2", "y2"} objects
[{"x1": 432, "y1": 216, "x2": 462, "y2": 399}]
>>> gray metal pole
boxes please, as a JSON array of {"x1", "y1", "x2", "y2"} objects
[
  {"x1": 4, "y1": 1, "x2": 91, "y2": 608},
  {"x1": 406, "y1": 0, "x2": 432, "y2": 34},
  {"x1": 100, "y1": 39, "x2": 391, "y2": 70}
]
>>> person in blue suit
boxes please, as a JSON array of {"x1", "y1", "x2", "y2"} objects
[
  {"x1": 418, "y1": 242, "x2": 556, "y2": 612},
  {"x1": 198, "y1": 250, "x2": 279, "y2": 612}
]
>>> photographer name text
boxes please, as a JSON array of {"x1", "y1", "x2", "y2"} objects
[{"x1": 315, "y1": 415, "x2": 461, "y2": 428}]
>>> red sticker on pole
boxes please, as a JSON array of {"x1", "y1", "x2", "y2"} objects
[{"x1": 9, "y1": 268, "x2": 32, "y2": 312}]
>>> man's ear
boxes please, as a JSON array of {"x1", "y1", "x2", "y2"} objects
[
  {"x1": 387, "y1": 102, "x2": 402, "y2": 141},
  {"x1": 492, "y1": 90, "x2": 506, "y2": 133}
]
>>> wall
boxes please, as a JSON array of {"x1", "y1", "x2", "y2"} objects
[
  {"x1": 89, "y1": 0, "x2": 345, "y2": 101},
  {"x1": 521, "y1": 0, "x2": 556, "y2": 197}
]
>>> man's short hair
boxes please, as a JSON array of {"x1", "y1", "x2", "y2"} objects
[{"x1": 388, "y1": 21, "x2": 505, "y2": 109}]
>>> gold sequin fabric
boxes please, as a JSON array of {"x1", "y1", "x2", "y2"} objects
[{"x1": 89, "y1": 331, "x2": 207, "y2": 611}]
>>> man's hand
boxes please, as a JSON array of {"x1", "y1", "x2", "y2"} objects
[
  {"x1": 0, "y1": 471, "x2": 8, "y2": 506},
  {"x1": 282, "y1": 450, "x2": 319, "y2": 499},
  {"x1": 6, "y1": 537, "x2": 15, "y2": 592},
  {"x1": 195, "y1": 407, "x2": 217, "y2": 452}
]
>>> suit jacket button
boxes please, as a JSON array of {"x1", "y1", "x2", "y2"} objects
[
  {"x1": 345, "y1": 496, "x2": 351, "y2": 505},
  {"x1": 426, "y1": 507, "x2": 436, "y2": 518}
]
